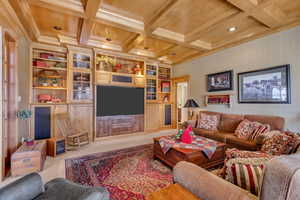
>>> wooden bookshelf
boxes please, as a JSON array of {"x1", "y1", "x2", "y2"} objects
[
  {"x1": 94, "y1": 52, "x2": 145, "y2": 87},
  {"x1": 31, "y1": 47, "x2": 68, "y2": 104}
]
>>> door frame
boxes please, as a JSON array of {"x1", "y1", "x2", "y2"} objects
[
  {"x1": 171, "y1": 75, "x2": 190, "y2": 128},
  {"x1": 1, "y1": 29, "x2": 18, "y2": 180}
]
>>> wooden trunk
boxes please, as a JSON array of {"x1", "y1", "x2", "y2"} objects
[
  {"x1": 153, "y1": 137, "x2": 226, "y2": 169},
  {"x1": 11, "y1": 141, "x2": 46, "y2": 177},
  {"x1": 96, "y1": 114, "x2": 144, "y2": 138}
]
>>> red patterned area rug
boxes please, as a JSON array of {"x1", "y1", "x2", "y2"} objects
[{"x1": 65, "y1": 145, "x2": 173, "y2": 200}]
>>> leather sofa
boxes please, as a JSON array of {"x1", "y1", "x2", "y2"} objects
[
  {"x1": 189, "y1": 111, "x2": 285, "y2": 151},
  {"x1": 0, "y1": 173, "x2": 110, "y2": 200},
  {"x1": 173, "y1": 152, "x2": 300, "y2": 200}
]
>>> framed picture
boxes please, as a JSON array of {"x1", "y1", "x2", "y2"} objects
[
  {"x1": 207, "y1": 70, "x2": 233, "y2": 92},
  {"x1": 238, "y1": 65, "x2": 291, "y2": 104}
]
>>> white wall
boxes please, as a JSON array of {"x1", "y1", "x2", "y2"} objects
[{"x1": 173, "y1": 26, "x2": 300, "y2": 132}]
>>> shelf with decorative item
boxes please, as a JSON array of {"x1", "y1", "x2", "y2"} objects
[
  {"x1": 33, "y1": 66, "x2": 67, "y2": 71},
  {"x1": 33, "y1": 57, "x2": 67, "y2": 63},
  {"x1": 95, "y1": 54, "x2": 144, "y2": 75},
  {"x1": 205, "y1": 94, "x2": 232, "y2": 108}
]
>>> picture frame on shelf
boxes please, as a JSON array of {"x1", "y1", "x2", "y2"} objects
[
  {"x1": 238, "y1": 65, "x2": 291, "y2": 104},
  {"x1": 207, "y1": 70, "x2": 233, "y2": 92}
]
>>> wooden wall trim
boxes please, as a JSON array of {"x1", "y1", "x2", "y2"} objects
[{"x1": 0, "y1": 26, "x2": 4, "y2": 181}]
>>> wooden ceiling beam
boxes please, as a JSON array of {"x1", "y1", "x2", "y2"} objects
[
  {"x1": 28, "y1": 0, "x2": 85, "y2": 18},
  {"x1": 9, "y1": 0, "x2": 40, "y2": 40},
  {"x1": 122, "y1": 34, "x2": 142, "y2": 52},
  {"x1": 79, "y1": 0, "x2": 102, "y2": 44},
  {"x1": 226, "y1": 0, "x2": 285, "y2": 28},
  {"x1": 144, "y1": 0, "x2": 179, "y2": 34}
]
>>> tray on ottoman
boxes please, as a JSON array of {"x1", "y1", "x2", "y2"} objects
[{"x1": 153, "y1": 136, "x2": 227, "y2": 169}]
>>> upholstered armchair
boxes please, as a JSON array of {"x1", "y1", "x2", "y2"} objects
[
  {"x1": 0, "y1": 173, "x2": 110, "y2": 200},
  {"x1": 173, "y1": 153, "x2": 300, "y2": 200}
]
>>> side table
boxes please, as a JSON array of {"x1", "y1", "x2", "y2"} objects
[{"x1": 146, "y1": 184, "x2": 200, "y2": 200}]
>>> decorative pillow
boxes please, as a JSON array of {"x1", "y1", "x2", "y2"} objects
[
  {"x1": 284, "y1": 131, "x2": 300, "y2": 154},
  {"x1": 225, "y1": 157, "x2": 269, "y2": 195},
  {"x1": 248, "y1": 122, "x2": 271, "y2": 141},
  {"x1": 220, "y1": 148, "x2": 273, "y2": 178},
  {"x1": 234, "y1": 119, "x2": 255, "y2": 139},
  {"x1": 261, "y1": 133, "x2": 294, "y2": 155},
  {"x1": 197, "y1": 113, "x2": 219, "y2": 131}
]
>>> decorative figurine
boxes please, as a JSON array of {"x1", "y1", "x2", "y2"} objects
[{"x1": 181, "y1": 125, "x2": 193, "y2": 144}]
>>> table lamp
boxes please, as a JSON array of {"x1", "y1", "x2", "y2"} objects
[{"x1": 184, "y1": 99, "x2": 199, "y2": 119}]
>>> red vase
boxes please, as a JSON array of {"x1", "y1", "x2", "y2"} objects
[{"x1": 181, "y1": 126, "x2": 192, "y2": 144}]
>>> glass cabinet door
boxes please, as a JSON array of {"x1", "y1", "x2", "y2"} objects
[
  {"x1": 73, "y1": 53, "x2": 90, "y2": 70},
  {"x1": 72, "y1": 72, "x2": 91, "y2": 101}
]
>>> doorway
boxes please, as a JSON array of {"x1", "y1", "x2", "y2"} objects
[
  {"x1": 177, "y1": 82, "x2": 188, "y2": 123},
  {"x1": 172, "y1": 75, "x2": 189, "y2": 128},
  {"x1": 1, "y1": 32, "x2": 17, "y2": 179}
]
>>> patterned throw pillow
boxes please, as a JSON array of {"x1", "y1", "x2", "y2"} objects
[
  {"x1": 225, "y1": 157, "x2": 270, "y2": 195},
  {"x1": 197, "y1": 113, "x2": 219, "y2": 131},
  {"x1": 261, "y1": 133, "x2": 295, "y2": 155},
  {"x1": 248, "y1": 122, "x2": 271, "y2": 141},
  {"x1": 220, "y1": 148, "x2": 273, "y2": 178},
  {"x1": 234, "y1": 119, "x2": 255, "y2": 139}
]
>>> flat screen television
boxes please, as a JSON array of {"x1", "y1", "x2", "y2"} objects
[{"x1": 96, "y1": 85, "x2": 144, "y2": 116}]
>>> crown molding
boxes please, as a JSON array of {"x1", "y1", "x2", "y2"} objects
[
  {"x1": 87, "y1": 39, "x2": 122, "y2": 51},
  {"x1": 152, "y1": 28, "x2": 185, "y2": 43},
  {"x1": 37, "y1": 35, "x2": 60, "y2": 45},
  {"x1": 96, "y1": 9, "x2": 144, "y2": 32}
]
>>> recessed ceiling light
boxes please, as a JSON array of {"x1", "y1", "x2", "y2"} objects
[
  {"x1": 228, "y1": 27, "x2": 237, "y2": 32},
  {"x1": 53, "y1": 26, "x2": 62, "y2": 31}
]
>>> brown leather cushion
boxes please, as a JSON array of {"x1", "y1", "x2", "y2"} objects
[
  {"x1": 244, "y1": 114, "x2": 285, "y2": 131},
  {"x1": 219, "y1": 113, "x2": 245, "y2": 132},
  {"x1": 193, "y1": 128, "x2": 231, "y2": 143},
  {"x1": 193, "y1": 128, "x2": 217, "y2": 137},
  {"x1": 226, "y1": 134, "x2": 258, "y2": 151}
]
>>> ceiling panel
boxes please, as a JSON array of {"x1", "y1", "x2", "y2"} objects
[
  {"x1": 158, "y1": 0, "x2": 239, "y2": 35},
  {"x1": 199, "y1": 16, "x2": 268, "y2": 44},
  {"x1": 275, "y1": 0, "x2": 300, "y2": 19},
  {"x1": 30, "y1": 5, "x2": 79, "y2": 38},
  {"x1": 135, "y1": 37, "x2": 175, "y2": 54},
  {"x1": 91, "y1": 22, "x2": 136, "y2": 45},
  {"x1": 164, "y1": 46, "x2": 199, "y2": 63},
  {"x1": 102, "y1": 0, "x2": 169, "y2": 21}
]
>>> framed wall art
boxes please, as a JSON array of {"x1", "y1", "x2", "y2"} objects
[
  {"x1": 238, "y1": 65, "x2": 291, "y2": 104},
  {"x1": 207, "y1": 70, "x2": 233, "y2": 92}
]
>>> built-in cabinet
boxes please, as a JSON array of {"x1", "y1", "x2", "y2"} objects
[{"x1": 29, "y1": 43, "x2": 174, "y2": 141}]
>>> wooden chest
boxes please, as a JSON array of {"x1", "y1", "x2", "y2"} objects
[{"x1": 11, "y1": 140, "x2": 47, "y2": 177}]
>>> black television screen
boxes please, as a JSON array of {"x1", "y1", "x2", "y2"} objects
[{"x1": 96, "y1": 85, "x2": 144, "y2": 116}]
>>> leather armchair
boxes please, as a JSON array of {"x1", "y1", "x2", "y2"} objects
[
  {"x1": 0, "y1": 173, "x2": 110, "y2": 200},
  {"x1": 173, "y1": 153, "x2": 300, "y2": 200}
]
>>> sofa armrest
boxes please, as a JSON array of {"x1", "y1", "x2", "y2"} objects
[
  {"x1": 43, "y1": 178, "x2": 109, "y2": 200},
  {"x1": 0, "y1": 173, "x2": 44, "y2": 200},
  {"x1": 173, "y1": 161, "x2": 256, "y2": 200}
]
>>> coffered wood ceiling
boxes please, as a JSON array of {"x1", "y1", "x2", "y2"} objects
[{"x1": 10, "y1": 0, "x2": 300, "y2": 64}]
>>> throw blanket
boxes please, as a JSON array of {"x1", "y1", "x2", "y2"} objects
[
  {"x1": 159, "y1": 135, "x2": 218, "y2": 159},
  {"x1": 259, "y1": 153, "x2": 300, "y2": 200}
]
